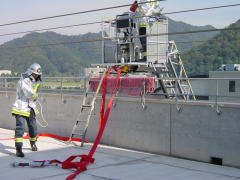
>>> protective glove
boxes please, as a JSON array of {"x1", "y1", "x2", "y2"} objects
[
  {"x1": 32, "y1": 83, "x2": 40, "y2": 100},
  {"x1": 33, "y1": 83, "x2": 40, "y2": 93},
  {"x1": 32, "y1": 93, "x2": 38, "y2": 100}
]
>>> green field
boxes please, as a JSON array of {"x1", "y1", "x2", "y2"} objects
[{"x1": 0, "y1": 78, "x2": 87, "y2": 91}]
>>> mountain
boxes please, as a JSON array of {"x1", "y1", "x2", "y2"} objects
[
  {"x1": 0, "y1": 18, "x2": 217, "y2": 76},
  {"x1": 168, "y1": 18, "x2": 217, "y2": 52},
  {"x1": 0, "y1": 32, "x2": 102, "y2": 76},
  {"x1": 182, "y1": 19, "x2": 240, "y2": 76}
]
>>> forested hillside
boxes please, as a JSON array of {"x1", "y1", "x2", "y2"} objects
[
  {"x1": 0, "y1": 18, "x2": 217, "y2": 76},
  {"x1": 183, "y1": 20, "x2": 240, "y2": 75},
  {"x1": 0, "y1": 32, "x2": 101, "y2": 76},
  {"x1": 168, "y1": 18, "x2": 217, "y2": 52}
]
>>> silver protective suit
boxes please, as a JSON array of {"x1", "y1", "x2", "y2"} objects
[{"x1": 11, "y1": 73, "x2": 39, "y2": 117}]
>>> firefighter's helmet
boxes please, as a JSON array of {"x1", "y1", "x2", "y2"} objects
[{"x1": 27, "y1": 63, "x2": 42, "y2": 75}]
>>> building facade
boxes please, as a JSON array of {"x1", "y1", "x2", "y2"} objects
[
  {"x1": 0, "y1": 70, "x2": 11, "y2": 76},
  {"x1": 209, "y1": 71, "x2": 240, "y2": 103}
]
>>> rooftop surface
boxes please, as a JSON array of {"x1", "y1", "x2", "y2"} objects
[{"x1": 0, "y1": 128, "x2": 240, "y2": 180}]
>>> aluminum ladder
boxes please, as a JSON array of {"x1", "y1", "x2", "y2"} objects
[
  {"x1": 152, "y1": 41, "x2": 196, "y2": 100},
  {"x1": 68, "y1": 69, "x2": 107, "y2": 146}
]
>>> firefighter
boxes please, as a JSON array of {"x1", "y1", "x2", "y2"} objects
[
  {"x1": 11, "y1": 63, "x2": 42, "y2": 157},
  {"x1": 130, "y1": 0, "x2": 162, "y2": 61}
]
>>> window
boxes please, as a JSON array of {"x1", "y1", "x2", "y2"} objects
[{"x1": 229, "y1": 81, "x2": 236, "y2": 92}]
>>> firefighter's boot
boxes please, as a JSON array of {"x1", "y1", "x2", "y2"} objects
[
  {"x1": 16, "y1": 146, "x2": 24, "y2": 157},
  {"x1": 30, "y1": 141, "x2": 38, "y2": 151}
]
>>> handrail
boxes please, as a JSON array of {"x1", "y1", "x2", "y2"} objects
[
  {"x1": 2, "y1": 76, "x2": 240, "y2": 80},
  {"x1": 1, "y1": 76, "x2": 240, "y2": 103}
]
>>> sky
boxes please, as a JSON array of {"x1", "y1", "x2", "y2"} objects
[{"x1": 0, "y1": 0, "x2": 240, "y2": 45}]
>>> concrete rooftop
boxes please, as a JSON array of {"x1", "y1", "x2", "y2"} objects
[{"x1": 0, "y1": 128, "x2": 240, "y2": 180}]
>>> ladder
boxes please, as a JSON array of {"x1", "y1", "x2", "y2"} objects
[
  {"x1": 68, "y1": 68, "x2": 107, "y2": 147},
  {"x1": 154, "y1": 63, "x2": 178, "y2": 99},
  {"x1": 153, "y1": 41, "x2": 196, "y2": 100},
  {"x1": 168, "y1": 41, "x2": 196, "y2": 100}
]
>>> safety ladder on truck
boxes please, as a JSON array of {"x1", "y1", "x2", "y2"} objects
[
  {"x1": 153, "y1": 41, "x2": 196, "y2": 100},
  {"x1": 68, "y1": 68, "x2": 107, "y2": 147}
]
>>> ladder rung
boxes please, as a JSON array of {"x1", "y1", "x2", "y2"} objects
[
  {"x1": 82, "y1": 104, "x2": 92, "y2": 108},
  {"x1": 84, "y1": 92, "x2": 95, "y2": 96},
  {"x1": 88, "y1": 113, "x2": 95, "y2": 116},
  {"x1": 76, "y1": 120, "x2": 87, "y2": 123},
  {"x1": 72, "y1": 133, "x2": 84, "y2": 137},
  {"x1": 162, "y1": 81, "x2": 174, "y2": 83}
]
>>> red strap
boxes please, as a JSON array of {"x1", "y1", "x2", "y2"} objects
[
  {"x1": 23, "y1": 68, "x2": 122, "y2": 180},
  {"x1": 89, "y1": 68, "x2": 121, "y2": 157},
  {"x1": 38, "y1": 133, "x2": 88, "y2": 143},
  {"x1": 53, "y1": 68, "x2": 122, "y2": 180},
  {"x1": 1, "y1": 133, "x2": 87, "y2": 143},
  {"x1": 99, "y1": 69, "x2": 111, "y2": 129},
  {"x1": 0, "y1": 134, "x2": 30, "y2": 141}
]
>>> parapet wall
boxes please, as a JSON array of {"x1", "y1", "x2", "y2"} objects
[{"x1": 1, "y1": 92, "x2": 240, "y2": 168}]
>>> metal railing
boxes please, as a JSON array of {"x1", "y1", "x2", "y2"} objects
[{"x1": 1, "y1": 76, "x2": 240, "y2": 104}]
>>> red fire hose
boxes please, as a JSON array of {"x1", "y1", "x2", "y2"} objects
[{"x1": 11, "y1": 67, "x2": 122, "y2": 180}]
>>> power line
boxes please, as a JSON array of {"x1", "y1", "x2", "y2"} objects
[
  {"x1": 1, "y1": 26, "x2": 239, "y2": 50},
  {"x1": 132, "y1": 4, "x2": 240, "y2": 21},
  {"x1": 0, "y1": 3, "x2": 239, "y2": 38},
  {"x1": 0, "y1": 0, "x2": 165, "y2": 28},
  {"x1": 164, "y1": 3, "x2": 240, "y2": 15},
  {"x1": 145, "y1": 27, "x2": 240, "y2": 38},
  {"x1": 0, "y1": 0, "x2": 240, "y2": 27},
  {"x1": 175, "y1": 40, "x2": 218, "y2": 44},
  {"x1": 0, "y1": 39, "x2": 103, "y2": 49},
  {"x1": 0, "y1": 21, "x2": 102, "y2": 37}
]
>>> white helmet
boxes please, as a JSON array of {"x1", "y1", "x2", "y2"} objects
[{"x1": 27, "y1": 63, "x2": 42, "y2": 76}]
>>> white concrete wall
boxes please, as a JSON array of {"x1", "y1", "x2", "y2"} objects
[
  {"x1": 209, "y1": 71, "x2": 240, "y2": 102},
  {"x1": 190, "y1": 79, "x2": 208, "y2": 97},
  {"x1": 1, "y1": 92, "x2": 240, "y2": 168}
]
